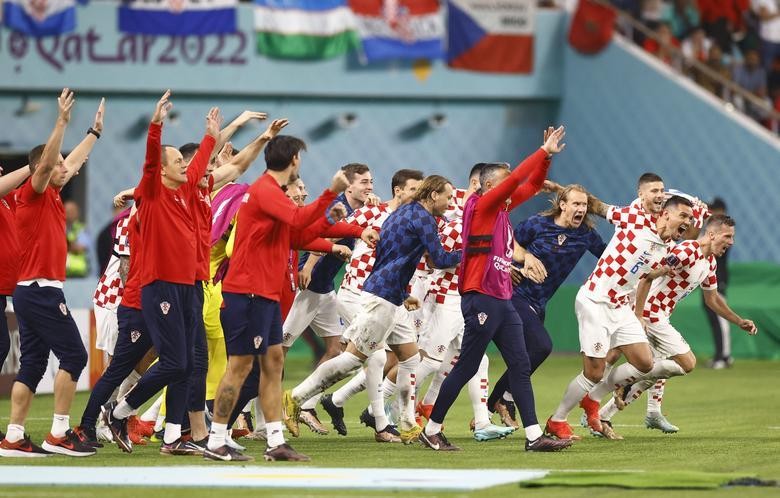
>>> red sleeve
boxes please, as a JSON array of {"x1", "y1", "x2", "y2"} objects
[
  {"x1": 508, "y1": 155, "x2": 551, "y2": 210},
  {"x1": 290, "y1": 216, "x2": 332, "y2": 249},
  {"x1": 136, "y1": 123, "x2": 162, "y2": 199},
  {"x1": 321, "y1": 220, "x2": 364, "y2": 239},
  {"x1": 186, "y1": 134, "x2": 217, "y2": 187},
  {"x1": 477, "y1": 148, "x2": 549, "y2": 214},
  {"x1": 259, "y1": 185, "x2": 337, "y2": 230},
  {"x1": 302, "y1": 238, "x2": 334, "y2": 253}
]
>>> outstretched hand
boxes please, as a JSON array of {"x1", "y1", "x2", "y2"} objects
[
  {"x1": 261, "y1": 119, "x2": 289, "y2": 141},
  {"x1": 57, "y1": 88, "x2": 75, "y2": 123},
  {"x1": 93, "y1": 98, "x2": 106, "y2": 133},
  {"x1": 206, "y1": 107, "x2": 223, "y2": 138},
  {"x1": 542, "y1": 125, "x2": 566, "y2": 155},
  {"x1": 152, "y1": 90, "x2": 172, "y2": 124}
]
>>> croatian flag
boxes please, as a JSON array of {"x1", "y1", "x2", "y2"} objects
[
  {"x1": 2, "y1": 0, "x2": 77, "y2": 37},
  {"x1": 119, "y1": 0, "x2": 238, "y2": 36},
  {"x1": 349, "y1": 0, "x2": 445, "y2": 62},
  {"x1": 447, "y1": 0, "x2": 536, "y2": 73}
]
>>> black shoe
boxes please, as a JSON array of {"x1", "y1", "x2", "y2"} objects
[
  {"x1": 264, "y1": 443, "x2": 310, "y2": 462},
  {"x1": 321, "y1": 394, "x2": 347, "y2": 436},
  {"x1": 204, "y1": 444, "x2": 254, "y2": 462},
  {"x1": 183, "y1": 437, "x2": 208, "y2": 456},
  {"x1": 419, "y1": 431, "x2": 461, "y2": 451},
  {"x1": 525, "y1": 434, "x2": 573, "y2": 452},
  {"x1": 42, "y1": 430, "x2": 97, "y2": 457},
  {"x1": 359, "y1": 408, "x2": 376, "y2": 430},
  {"x1": 160, "y1": 438, "x2": 199, "y2": 456},
  {"x1": 100, "y1": 401, "x2": 132, "y2": 453},
  {"x1": 72, "y1": 425, "x2": 104, "y2": 448}
]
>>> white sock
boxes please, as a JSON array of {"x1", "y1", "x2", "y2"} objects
[
  {"x1": 424, "y1": 420, "x2": 442, "y2": 436},
  {"x1": 51, "y1": 414, "x2": 69, "y2": 438},
  {"x1": 366, "y1": 350, "x2": 389, "y2": 430},
  {"x1": 588, "y1": 363, "x2": 644, "y2": 402},
  {"x1": 301, "y1": 393, "x2": 322, "y2": 411},
  {"x1": 253, "y1": 399, "x2": 266, "y2": 430},
  {"x1": 602, "y1": 361, "x2": 614, "y2": 381},
  {"x1": 414, "y1": 356, "x2": 441, "y2": 397},
  {"x1": 648, "y1": 359, "x2": 686, "y2": 379},
  {"x1": 647, "y1": 379, "x2": 667, "y2": 414},
  {"x1": 525, "y1": 424, "x2": 543, "y2": 441},
  {"x1": 469, "y1": 355, "x2": 491, "y2": 430},
  {"x1": 599, "y1": 398, "x2": 620, "y2": 421},
  {"x1": 242, "y1": 400, "x2": 253, "y2": 412},
  {"x1": 382, "y1": 377, "x2": 397, "y2": 400},
  {"x1": 5, "y1": 424, "x2": 24, "y2": 443},
  {"x1": 332, "y1": 368, "x2": 366, "y2": 407},
  {"x1": 117, "y1": 370, "x2": 142, "y2": 399},
  {"x1": 163, "y1": 423, "x2": 181, "y2": 444},
  {"x1": 266, "y1": 421, "x2": 285, "y2": 448},
  {"x1": 140, "y1": 394, "x2": 163, "y2": 422},
  {"x1": 291, "y1": 352, "x2": 363, "y2": 404},
  {"x1": 112, "y1": 399, "x2": 134, "y2": 420},
  {"x1": 208, "y1": 422, "x2": 227, "y2": 450},
  {"x1": 396, "y1": 354, "x2": 421, "y2": 430},
  {"x1": 154, "y1": 413, "x2": 165, "y2": 432},
  {"x1": 551, "y1": 373, "x2": 595, "y2": 421},
  {"x1": 423, "y1": 345, "x2": 458, "y2": 405}
]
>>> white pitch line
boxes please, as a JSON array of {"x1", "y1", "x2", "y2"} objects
[{"x1": 768, "y1": 427, "x2": 780, "y2": 430}]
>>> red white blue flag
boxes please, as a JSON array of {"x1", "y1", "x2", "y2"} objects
[
  {"x1": 447, "y1": 0, "x2": 536, "y2": 73},
  {"x1": 118, "y1": 0, "x2": 238, "y2": 36},
  {"x1": 2, "y1": 0, "x2": 78, "y2": 37},
  {"x1": 349, "y1": 0, "x2": 445, "y2": 62}
]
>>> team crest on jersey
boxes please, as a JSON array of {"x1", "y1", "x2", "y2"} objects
[
  {"x1": 477, "y1": 312, "x2": 488, "y2": 325},
  {"x1": 437, "y1": 344, "x2": 446, "y2": 354},
  {"x1": 254, "y1": 336, "x2": 263, "y2": 349},
  {"x1": 593, "y1": 342, "x2": 603, "y2": 353},
  {"x1": 160, "y1": 301, "x2": 171, "y2": 315},
  {"x1": 558, "y1": 234, "x2": 567, "y2": 246},
  {"x1": 130, "y1": 330, "x2": 141, "y2": 343},
  {"x1": 59, "y1": 303, "x2": 68, "y2": 316}
]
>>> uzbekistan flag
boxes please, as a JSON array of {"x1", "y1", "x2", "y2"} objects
[
  {"x1": 349, "y1": 0, "x2": 445, "y2": 62},
  {"x1": 118, "y1": 0, "x2": 237, "y2": 36},
  {"x1": 447, "y1": 0, "x2": 536, "y2": 73},
  {"x1": 254, "y1": 0, "x2": 358, "y2": 60},
  {"x1": 2, "y1": 0, "x2": 77, "y2": 37}
]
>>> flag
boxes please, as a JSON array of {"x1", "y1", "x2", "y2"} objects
[
  {"x1": 2, "y1": 0, "x2": 77, "y2": 37},
  {"x1": 254, "y1": 0, "x2": 358, "y2": 60},
  {"x1": 568, "y1": 0, "x2": 615, "y2": 55},
  {"x1": 349, "y1": 0, "x2": 445, "y2": 62},
  {"x1": 118, "y1": 0, "x2": 237, "y2": 36},
  {"x1": 447, "y1": 0, "x2": 536, "y2": 73}
]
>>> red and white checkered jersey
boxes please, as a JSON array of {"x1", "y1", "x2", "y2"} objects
[
  {"x1": 630, "y1": 193, "x2": 710, "y2": 229},
  {"x1": 583, "y1": 205, "x2": 671, "y2": 306},
  {"x1": 341, "y1": 203, "x2": 392, "y2": 292},
  {"x1": 428, "y1": 218, "x2": 463, "y2": 303},
  {"x1": 643, "y1": 240, "x2": 717, "y2": 322},
  {"x1": 442, "y1": 188, "x2": 467, "y2": 221},
  {"x1": 93, "y1": 216, "x2": 132, "y2": 309}
]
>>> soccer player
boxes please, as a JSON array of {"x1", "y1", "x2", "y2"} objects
[
  {"x1": 595, "y1": 214, "x2": 757, "y2": 434},
  {"x1": 482, "y1": 183, "x2": 607, "y2": 435},
  {"x1": 0, "y1": 164, "x2": 32, "y2": 369},
  {"x1": 547, "y1": 193, "x2": 695, "y2": 440},
  {"x1": 421, "y1": 127, "x2": 570, "y2": 453},
  {"x1": 204, "y1": 135, "x2": 350, "y2": 462},
  {"x1": 0, "y1": 89, "x2": 104, "y2": 457},
  {"x1": 102, "y1": 91, "x2": 219, "y2": 455},
  {"x1": 284, "y1": 175, "x2": 462, "y2": 444}
]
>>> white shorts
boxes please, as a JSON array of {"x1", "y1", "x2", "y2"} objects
[
  {"x1": 336, "y1": 287, "x2": 363, "y2": 330},
  {"x1": 94, "y1": 304, "x2": 118, "y2": 355},
  {"x1": 575, "y1": 288, "x2": 648, "y2": 359},
  {"x1": 282, "y1": 289, "x2": 343, "y2": 348},
  {"x1": 344, "y1": 293, "x2": 416, "y2": 356},
  {"x1": 418, "y1": 298, "x2": 463, "y2": 361},
  {"x1": 645, "y1": 319, "x2": 691, "y2": 358}
]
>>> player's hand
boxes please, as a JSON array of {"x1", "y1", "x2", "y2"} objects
[
  {"x1": 523, "y1": 252, "x2": 547, "y2": 284},
  {"x1": 236, "y1": 110, "x2": 268, "y2": 127},
  {"x1": 646, "y1": 266, "x2": 672, "y2": 280},
  {"x1": 92, "y1": 97, "x2": 106, "y2": 134},
  {"x1": 365, "y1": 193, "x2": 381, "y2": 206},
  {"x1": 403, "y1": 296, "x2": 420, "y2": 311},
  {"x1": 330, "y1": 170, "x2": 349, "y2": 194},
  {"x1": 511, "y1": 265, "x2": 523, "y2": 285},
  {"x1": 215, "y1": 142, "x2": 234, "y2": 168},
  {"x1": 152, "y1": 89, "x2": 172, "y2": 124},
  {"x1": 361, "y1": 228, "x2": 379, "y2": 248},
  {"x1": 206, "y1": 107, "x2": 223, "y2": 138},
  {"x1": 541, "y1": 179, "x2": 562, "y2": 194},
  {"x1": 541, "y1": 125, "x2": 565, "y2": 155},
  {"x1": 261, "y1": 118, "x2": 289, "y2": 141},
  {"x1": 331, "y1": 244, "x2": 352, "y2": 261},
  {"x1": 298, "y1": 264, "x2": 313, "y2": 290},
  {"x1": 113, "y1": 193, "x2": 130, "y2": 208},
  {"x1": 329, "y1": 202, "x2": 348, "y2": 223},
  {"x1": 57, "y1": 88, "x2": 75, "y2": 123},
  {"x1": 739, "y1": 319, "x2": 757, "y2": 335}
]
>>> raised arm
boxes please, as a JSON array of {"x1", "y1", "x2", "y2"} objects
[
  {"x1": 215, "y1": 110, "x2": 267, "y2": 154},
  {"x1": 32, "y1": 88, "x2": 74, "y2": 194},
  {"x1": 136, "y1": 91, "x2": 171, "y2": 197},
  {"x1": 703, "y1": 289, "x2": 758, "y2": 335},
  {"x1": 0, "y1": 166, "x2": 31, "y2": 198},
  {"x1": 62, "y1": 98, "x2": 105, "y2": 185},
  {"x1": 211, "y1": 119, "x2": 289, "y2": 191},
  {"x1": 185, "y1": 107, "x2": 221, "y2": 187}
]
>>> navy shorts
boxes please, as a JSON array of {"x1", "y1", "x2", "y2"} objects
[
  {"x1": 12, "y1": 283, "x2": 88, "y2": 390},
  {"x1": 220, "y1": 292, "x2": 282, "y2": 356}
]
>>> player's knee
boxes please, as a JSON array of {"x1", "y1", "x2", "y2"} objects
[
  {"x1": 16, "y1": 362, "x2": 47, "y2": 392},
  {"x1": 229, "y1": 357, "x2": 254, "y2": 378},
  {"x1": 59, "y1": 347, "x2": 88, "y2": 382},
  {"x1": 680, "y1": 355, "x2": 696, "y2": 373},
  {"x1": 635, "y1": 357, "x2": 654, "y2": 373}
]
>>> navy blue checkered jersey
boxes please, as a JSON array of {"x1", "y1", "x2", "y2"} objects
[
  {"x1": 514, "y1": 215, "x2": 606, "y2": 313},
  {"x1": 364, "y1": 202, "x2": 462, "y2": 306},
  {"x1": 299, "y1": 193, "x2": 356, "y2": 294}
]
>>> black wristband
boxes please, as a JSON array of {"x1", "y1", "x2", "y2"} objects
[{"x1": 87, "y1": 127, "x2": 101, "y2": 139}]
